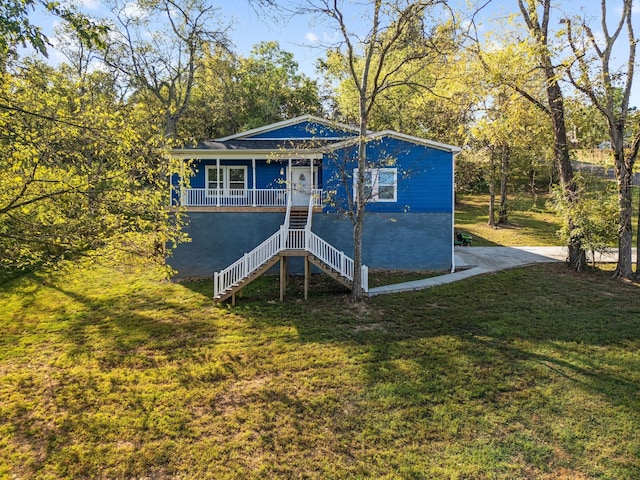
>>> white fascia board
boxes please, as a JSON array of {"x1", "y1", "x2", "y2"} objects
[
  {"x1": 214, "y1": 115, "x2": 360, "y2": 141},
  {"x1": 323, "y1": 130, "x2": 461, "y2": 153},
  {"x1": 373, "y1": 131, "x2": 462, "y2": 153},
  {"x1": 171, "y1": 149, "x2": 321, "y2": 160}
]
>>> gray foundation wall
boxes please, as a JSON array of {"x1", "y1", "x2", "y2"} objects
[{"x1": 168, "y1": 211, "x2": 453, "y2": 278}]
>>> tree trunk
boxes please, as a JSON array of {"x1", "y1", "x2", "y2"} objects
[
  {"x1": 498, "y1": 145, "x2": 509, "y2": 225},
  {"x1": 636, "y1": 187, "x2": 640, "y2": 275},
  {"x1": 488, "y1": 178, "x2": 496, "y2": 227},
  {"x1": 518, "y1": 0, "x2": 586, "y2": 271},
  {"x1": 612, "y1": 142, "x2": 634, "y2": 278},
  {"x1": 546, "y1": 78, "x2": 586, "y2": 271},
  {"x1": 529, "y1": 167, "x2": 536, "y2": 194},
  {"x1": 351, "y1": 82, "x2": 369, "y2": 301}
]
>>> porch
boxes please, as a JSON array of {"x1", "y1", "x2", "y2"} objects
[{"x1": 179, "y1": 188, "x2": 323, "y2": 208}]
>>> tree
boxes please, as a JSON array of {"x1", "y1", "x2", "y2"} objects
[
  {"x1": 101, "y1": 0, "x2": 229, "y2": 139},
  {"x1": 456, "y1": 28, "x2": 553, "y2": 224},
  {"x1": 0, "y1": 59, "x2": 186, "y2": 277},
  {"x1": 289, "y1": 0, "x2": 456, "y2": 300},
  {"x1": 548, "y1": 174, "x2": 618, "y2": 267},
  {"x1": 0, "y1": 0, "x2": 106, "y2": 57},
  {"x1": 562, "y1": 0, "x2": 640, "y2": 278},
  {"x1": 180, "y1": 41, "x2": 322, "y2": 140},
  {"x1": 321, "y1": 41, "x2": 473, "y2": 147},
  {"x1": 471, "y1": 0, "x2": 586, "y2": 270}
]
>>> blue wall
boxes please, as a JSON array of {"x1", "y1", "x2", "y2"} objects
[
  {"x1": 168, "y1": 212, "x2": 285, "y2": 278},
  {"x1": 247, "y1": 121, "x2": 357, "y2": 139},
  {"x1": 322, "y1": 137, "x2": 453, "y2": 214},
  {"x1": 168, "y1": 211, "x2": 453, "y2": 278},
  {"x1": 183, "y1": 159, "x2": 286, "y2": 190}
]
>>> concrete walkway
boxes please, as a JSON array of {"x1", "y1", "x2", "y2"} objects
[{"x1": 368, "y1": 246, "x2": 619, "y2": 296}]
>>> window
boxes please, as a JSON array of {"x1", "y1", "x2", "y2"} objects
[
  {"x1": 206, "y1": 166, "x2": 247, "y2": 195},
  {"x1": 354, "y1": 168, "x2": 397, "y2": 202}
]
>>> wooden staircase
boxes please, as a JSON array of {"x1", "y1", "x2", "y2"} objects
[
  {"x1": 288, "y1": 207, "x2": 308, "y2": 229},
  {"x1": 213, "y1": 199, "x2": 368, "y2": 304}
]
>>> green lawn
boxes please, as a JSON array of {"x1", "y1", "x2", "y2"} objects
[
  {"x1": 1, "y1": 256, "x2": 639, "y2": 478},
  {"x1": 455, "y1": 193, "x2": 563, "y2": 246},
  {"x1": 1, "y1": 191, "x2": 638, "y2": 478}
]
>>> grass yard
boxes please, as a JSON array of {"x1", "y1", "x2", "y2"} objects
[
  {"x1": 1, "y1": 257, "x2": 640, "y2": 479},
  {"x1": 455, "y1": 193, "x2": 563, "y2": 246}
]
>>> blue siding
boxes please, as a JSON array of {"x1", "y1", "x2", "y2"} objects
[
  {"x1": 322, "y1": 137, "x2": 453, "y2": 214},
  {"x1": 247, "y1": 121, "x2": 357, "y2": 139},
  {"x1": 184, "y1": 159, "x2": 285, "y2": 190}
]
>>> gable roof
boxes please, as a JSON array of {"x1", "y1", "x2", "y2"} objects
[
  {"x1": 215, "y1": 115, "x2": 361, "y2": 141},
  {"x1": 173, "y1": 115, "x2": 461, "y2": 154},
  {"x1": 324, "y1": 130, "x2": 462, "y2": 154}
]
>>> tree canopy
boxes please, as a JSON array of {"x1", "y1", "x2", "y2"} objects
[{"x1": 0, "y1": 58, "x2": 186, "y2": 277}]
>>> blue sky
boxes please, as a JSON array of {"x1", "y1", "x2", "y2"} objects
[{"x1": 32, "y1": 0, "x2": 640, "y2": 106}]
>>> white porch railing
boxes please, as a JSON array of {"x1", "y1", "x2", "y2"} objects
[
  {"x1": 214, "y1": 226, "x2": 368, "y2": 298},
  {"x1": 182, "y1": 188, "x2": 323, "y2": 207}
]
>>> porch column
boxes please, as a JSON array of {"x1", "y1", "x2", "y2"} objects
[
  {"x1": 304, "y1": 255, "x2": 310, "y2": 300},
  {"x1": 252, "y1": 158, "x2": 256, "y2": 206},
  {"x1": 216, "y1": 157, "x2": 220, "y2": 207},
  {"x1": 310, "y1": 158, "x2": 314, "y2": 199},
  {"x1": 288, "y1": 158, "x2": 292, "y2": 203}
]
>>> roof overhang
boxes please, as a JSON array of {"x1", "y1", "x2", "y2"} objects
[
  {"x1": 170, "y1": 149, "x2": 322, "y2": 160},
  {"x1": 214, "y1": 114, "x2": 361, "y2": 141},
  {"x1": 323, "y1": 130, "x2": 462, "y2": 154}
]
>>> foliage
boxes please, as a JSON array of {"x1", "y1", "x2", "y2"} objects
[
  {"x1": 454, "y1": 151, "x2": 488, "y2": 194},
  {"x1": 319, "y1": 12, "x2": 465, "y2": 146},
  {"x1": 0, "y1": 59, "x2": 187, "y2": 278},
  {"x1": 180, "y1": 41, "x2": 323, "y2": 140},
  {"x1": 565, "y1": 97, "x2": 610, "y2": 149},
  {"x1": 0, "y1": 258, "x2": 639, "y2": 477},
  {"x1": 547, "y1": 174, "x2": 618, "y2": 261},
  {"x1": 100, "y1": 0, "x2": 229, "y2": 138},
  {"x1": 0, "y1": 0, "x2": 106, "y2": 57}
]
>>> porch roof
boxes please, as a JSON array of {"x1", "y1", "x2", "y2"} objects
[{"x1": 179, "y1": 138, "x2": 335, "y2": 151}]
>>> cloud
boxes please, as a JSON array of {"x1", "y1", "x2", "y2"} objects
[
  {"x1": 305, "y1": 32, "x2": 319, "y2": 43},
  {"x1": 123, "y1": 2, "x2": 146, "y2": 20},
  {"x1": 76, "y1": 0, "x2": 101, "y2": 11}
]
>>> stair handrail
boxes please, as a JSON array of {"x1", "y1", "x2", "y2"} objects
[
  {"x1": 283, "y1": 188, "x2": 292, "y2": 229},
  {"x1": 214, "y1": 203, "x2": 369, "y2": 298},
  {"x1": 306, "y1": 231, "x2": 368, "y2": 292},
  {"x1": 305, "y1": 194, "x2": 314, "y2": 231},
  {"x1": 214, "y1": 230, "x2": 283, "y2": 297}
]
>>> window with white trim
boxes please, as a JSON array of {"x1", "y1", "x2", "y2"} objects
[
  {"x1": 354, "y1": 167, "x2": 397, "y2": 202},
  {"x1": 206, "y1": 166, "x2": 247, "y2": 195}
]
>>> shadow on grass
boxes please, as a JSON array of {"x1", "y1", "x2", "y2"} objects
[
  {"x1": 232, "y1": 263, "x2": 640, "y2": 422},
  {"x1": 3, "y1": 262, "x2": 640, "y2": 477},
  {"x1": 44, "y1": 279, "x2": 219, "y2": 367}
]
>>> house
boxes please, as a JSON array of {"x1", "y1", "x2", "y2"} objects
[{"x1": 168, "y1": 115, "x2": 460, "y2": 302}]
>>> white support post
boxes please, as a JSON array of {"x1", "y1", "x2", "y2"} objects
[
  {"x1": 216, "y1": 157, "x2": 220, "y2": 207},
  {"x1": 252, "y1": 158, "x2": 256, "y2": 207},
  {"x1": 288, "y1": 158, "x2": 292, "y2": 202}
]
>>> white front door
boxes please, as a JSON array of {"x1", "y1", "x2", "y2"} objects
[{"x1": 291, "y1": 167, "x2": 315, "y2": 206}]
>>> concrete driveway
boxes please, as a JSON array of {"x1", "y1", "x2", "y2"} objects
[{"x1": 368, "y1": 246, "x2": 618, "y2": 296}]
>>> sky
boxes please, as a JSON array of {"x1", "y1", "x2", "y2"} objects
[{"x1": 32, "y1": 0, "x2": 640, "y2": 106}]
